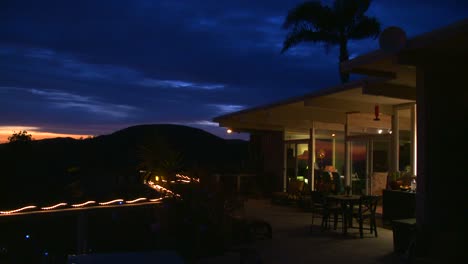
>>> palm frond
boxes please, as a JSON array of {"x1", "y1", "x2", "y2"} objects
[
  {"x1": 334, "y1": 0, "x2": 372, "y2": 30},
  {"x1": 348, "y1": 16, "x2": 381, "y2": 40},
  {"x1": 281, "y1": 27, "x2": 339, "y2": 53},
  {"x1": 282, "y1": 1, "x2": 335, "y2": 31},
  {"x1": 334, "y1": 0, "x2": 372, "y2": 17}
]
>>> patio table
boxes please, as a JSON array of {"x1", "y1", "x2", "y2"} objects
[{"x1": 327, "y1": 194, "x2": 361, "y2": 235}]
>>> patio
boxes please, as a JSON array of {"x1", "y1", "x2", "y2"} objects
[{"x1": 199, "y1": 198, "x2": 404, "y2": 264}]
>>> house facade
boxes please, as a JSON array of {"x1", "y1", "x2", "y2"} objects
[{"x1": 214, "y1": 19, "x2": 467, "y2": 261}]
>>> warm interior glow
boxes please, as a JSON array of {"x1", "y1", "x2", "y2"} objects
[
  {"x1": 0, "y1": 126, "x2": 92, "y2": 143},
  {"x1": 227, "y1": 129, "x2": 232, "y2": 134}
]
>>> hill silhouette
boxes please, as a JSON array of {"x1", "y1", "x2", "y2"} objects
[{"x1": 0, "y1": 124, "x2": 250, "y2": 208}]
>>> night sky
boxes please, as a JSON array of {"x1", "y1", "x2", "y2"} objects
[{"x1": 1, "y1": 0, "x2": 467, "y2": 142}]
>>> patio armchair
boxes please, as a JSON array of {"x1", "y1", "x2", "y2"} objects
[
  {"x1": 309, "y1": 191, "x2": 342, "y2": 231},
  {"x1": 352, "y1": 195, "x2": 381, "y2": 238},
  {"x1": 322, "y1": 195, "x2": 343, "y2": 231},
  {"x1": 309, "y1": 191, "x2": 325, "y2": 227},
  {"x1": 271, "y1": 180, "x2": 305, "y2": 205}
]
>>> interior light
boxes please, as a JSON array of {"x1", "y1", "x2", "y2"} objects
[
  {"x1": 331, "y1": 133, "x2": 336, "y2": 137},
  {"x1": 155, "y1": 176, "x2": 159, "y2": 181},
  {"x1": 227, "y1": 129, "x2": 232, "y2": 134},
  {"x1": 389, "y1": 130, "x2": 393, "y2": 134},
  {"x1": 378, "y1": 129, "x2": 383, "y2": 134}
]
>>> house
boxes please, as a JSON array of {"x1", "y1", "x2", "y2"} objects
[{"x1": 214, "y1": 19, "x2": 467, "y2": 261}]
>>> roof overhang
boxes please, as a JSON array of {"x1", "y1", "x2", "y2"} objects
[
  {"x1": 341, "y1": 19, "x2": 468, "y2": 86},
  {"x1": 214, "y1": 78, "x2": 414, "y2": 134}
]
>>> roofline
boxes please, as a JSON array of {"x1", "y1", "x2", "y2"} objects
[
  {"x1": 341, "y1": 18, "x2": 468, "y2": 72},
  {"x1": 213, "y1": 77, "x2": 388, "y2": 122}
]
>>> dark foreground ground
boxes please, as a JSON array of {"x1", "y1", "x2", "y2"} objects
[{"x1": 1, "y1": 198, "x2": 421, "y2": 264}]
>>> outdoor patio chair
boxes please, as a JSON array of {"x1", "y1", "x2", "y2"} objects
[
  {"x1": 310, "y1": 191, "x2": 326, "y2": 228},
  {"x1": 309, "y1": 191, "x2": 342, "y2": 231},
  {"x1": 322, "y1": 195, "x2": 343, "y2": 231},
  {"x1": 352, "y1": 195, "x2": 380, "y2": 238},
  {"x1": 271, "y1": 180, "x2": 304, "y2": 205}
]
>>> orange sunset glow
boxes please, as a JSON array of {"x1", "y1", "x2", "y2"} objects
[{"x1": 0, "y1": 126, "x2": 92, "y2": 143}]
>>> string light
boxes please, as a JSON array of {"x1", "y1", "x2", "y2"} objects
[
  {"x1": 176, "y1": 174, "x2": 200, "y2": 183},
  {"x1": 0, "y1": 206, "x2": 37, "y2": 215},
  {"x1": 71, "y1": 201, "x2": 96, "y2": 207},
  {"x1": 126, "y1": 198, "x2": 147, "y2": 204},
  {"x1": 98, "y1": 199, "x2": 124, "y2": 205},
  {"x1": 0, "y1": 172, "x2": 198, "y2": 215},
  {"x1": 41, "y1": 203, "x2": 67, "y2": 210}
]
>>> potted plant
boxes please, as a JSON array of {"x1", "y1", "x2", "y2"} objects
[{"x1": 388, "y1": 171, "x2": 403, "y2": 190}]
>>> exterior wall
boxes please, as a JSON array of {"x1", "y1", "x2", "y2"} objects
[{"x1": 250, "y1": 131, "x2": 284, "y2": 194}]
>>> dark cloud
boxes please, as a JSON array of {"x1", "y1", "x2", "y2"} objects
[{"x1": 0, "y1": 0, "x2": 467, "y2": 139}]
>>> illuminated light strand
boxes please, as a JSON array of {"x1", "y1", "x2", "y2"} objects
[
  {"x1": 126, "y1": 198, "x2": 147, "y2": 204},
  {"x1": 41, "y1": 203, "x2": 67, "y2": 210},
  {"x1": 98, "y1": 199, "x2": 124, "y2": 205},
  {"x1": 146, "y1": 181, "x2": 181, "y2": 198},
  {"x1": 176, "y1": 173, "x2": 200, "y2": 183},
  {"x1": 71, "y1": 201, "x2": 96, "y2": 207},
  {"x1": 0, "y1": 206, "x2": 37, "y2": 215},
  {"x1": 150, "y1": 198, "x2": 163, "y2": 202},
  {"x1": 177, "y1": 179, "x2": 191, "y2": 183},
  {"x1": 154, "y1": 184, "x2": 181, "y2": 198}
]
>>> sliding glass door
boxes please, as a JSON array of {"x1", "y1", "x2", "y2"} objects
[
  {"x1": 285, "y1": 141, "x2": 309, "y2": 185},
  {"x1": 348, "y1": 135, "x2": 390, "y2": 195}
]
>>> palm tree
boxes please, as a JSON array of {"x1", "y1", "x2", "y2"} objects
[
  {"x1": 138, "y1": 135, "x2": 184, "y2": 182},
  {"x1": 281, "y1": 0, "x2": 381, "y2": 83}
]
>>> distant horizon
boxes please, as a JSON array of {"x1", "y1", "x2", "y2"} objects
[{"x1": 0, "y1": 123, "x2": 249, "y2": 143}]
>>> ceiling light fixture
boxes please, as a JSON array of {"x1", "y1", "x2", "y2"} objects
[{"x1": 374, "y1": 104, "x2": 380, "y2": 121}]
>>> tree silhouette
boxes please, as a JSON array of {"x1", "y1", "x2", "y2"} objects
[
  {"x1": 8, "y1": 130, "x2": 33, "y2": 143},
  {"x1": 138, "y1": 135, "x2": 184, "y2": 182},
  {"x1": 281, "y1": 0, "x2": 381, "y2": 83}
]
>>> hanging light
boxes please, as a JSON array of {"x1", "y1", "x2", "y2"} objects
[{"x1": 374, "y1": 104, "x2": 380, "y2": 121}]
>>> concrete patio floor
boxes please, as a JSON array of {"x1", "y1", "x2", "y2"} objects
[{"x1": 199, "y1": 198, "x2": 405, "y2": 264}]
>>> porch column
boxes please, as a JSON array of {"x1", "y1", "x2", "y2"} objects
[
  {"x1": 309, "y1": 123, "x2": 316, "y2": 191},
  {"x1": 332, "y1": 136, "x2": 336, "y2": 168},
  {"x1": 410, "y1": 104, "x2": 417, "y2": 176},
  {"x1": 414, "y1": 61, "x2": 465, "y2": 261},
  {"x1": 344, "y1": 114, "x2": 351, "y2": 186},
  {"x1": 391, "y1": 106, "x2": 400, "y2": 172},
  {"x1": 282, "y1": 130, "x2": 287, "y2": 192}
]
